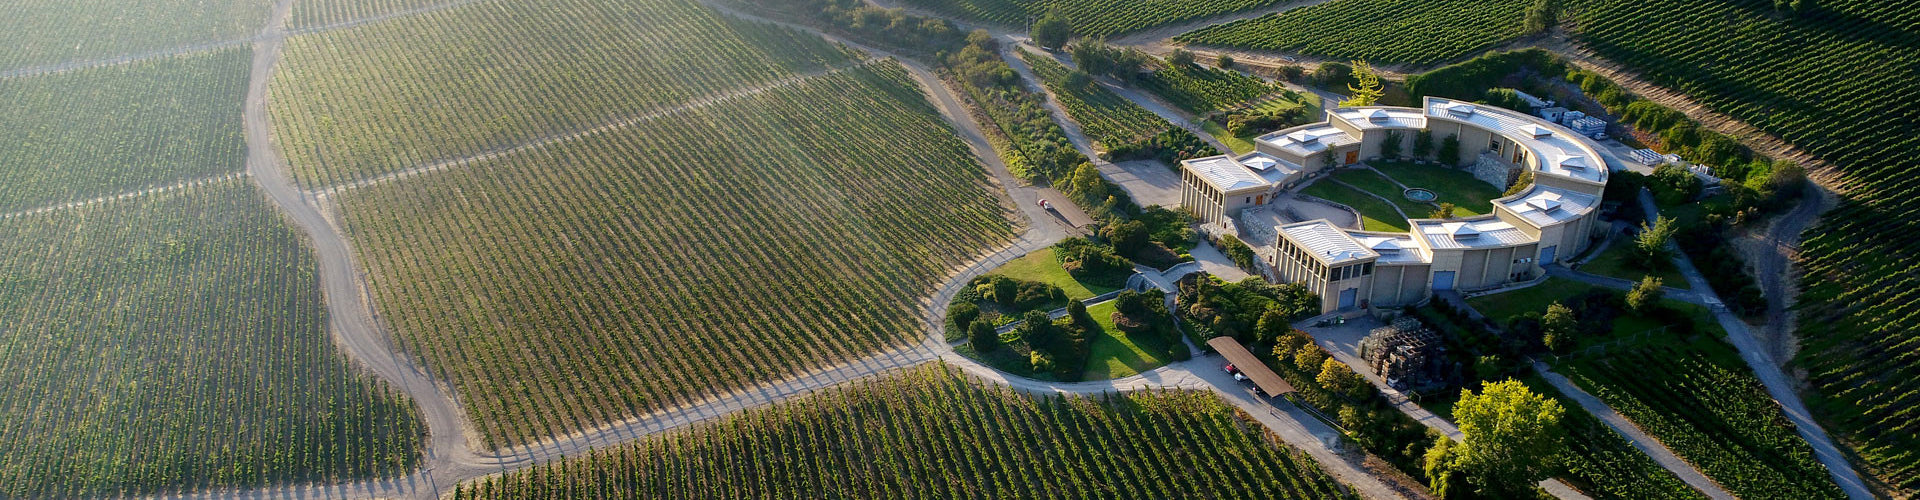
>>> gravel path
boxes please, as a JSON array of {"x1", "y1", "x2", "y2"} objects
[{"x1": 1535, "y1": 363, "x2": 1737, "y2": 500}]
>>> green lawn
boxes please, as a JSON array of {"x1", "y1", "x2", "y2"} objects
[
  {"x1": 1466, "y1": 277, "x2": 1604, "y2": 323},
  {"x1": 1201, "y1": 120, "x2": 1256, "y2": 155},
  {"x1": 1578, "y1": 242, "x2": 1689, "y2": 290},
  {"x1": 993, "y1": 247, "x2": 1116, "y2": 300},
  {"x1": 1301, "y1": 178, "x2": 1409, "y2": 232},
  {"x1": 1333, "y1": 169, "x2": 1434, "y2": 219},
  {"x1": 1371, "y1": 160, "x2": 1504, "y2": 215},
  {"x1": 1081, "y1": 301, "x2": 1176, "y2": 380}
]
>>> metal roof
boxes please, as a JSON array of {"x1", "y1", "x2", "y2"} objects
[
  {"x1": 1354, "y1": 233, "x2": 1430, "y2": 264},
  {"x1": 1415, "y1": 217, "x2": 1533, "y2": 249},
  {"x1": 1279, "y1": 219, "x2": 1376, "y2": 264},
  {"x1": 1183, "y1": 155, "x2": 1269, "y2": 193},
  {"x1": 1501, "y1": 184, "x2": 1599, "y2": 227},
  {"x1": 1260, "y1": 124, "x2": 1358, "y2": 156},
  {"x1": 1333, "y1": 107, "x2": 1428, "y2": 130},
  {"x1": 1425, "y1": 97, "x2": 1606, "y2": 184},
  {"x1": 1208, "y1": 337, "x2": 1295, "y2": 396}
]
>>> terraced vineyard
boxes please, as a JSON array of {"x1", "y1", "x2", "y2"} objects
[
  {"x1": 1021, "y1": 49, "x2": 1216, "y2": 161},
  {"x1": 329, "y1": 60, "x2": 1014, "y2": 449},
  {"x1": 1526, "y1": 379, "x2": 1708, "y2": 500},
  {"x1": 270, "y1": 0, "x2": 856, "y2": 188},
  {"x1": 1173, "y1": 0, "x2": 1532, "y2": 65},
  {"x1": 1564, "y1": 343, "x2": 1844, "y2": 499},
  {"x1": 893, "y1": 0, "x2": 1287, "y2": 38},
  {"x1": 0, "y1": 0, "x2": 269, "y2": 69},
  {"x1": 453, "y1": 365, "x2": 1356, "y2": 499},
  {"x1": 0, "y1": 48, "x2": 249, "y2": 212},
  {"x1": 0, "y1": 180, "x2": 424, "y2": 498},
  {"x1": 1563, "y1": 0, "x2": 1920, "y2": 491}
]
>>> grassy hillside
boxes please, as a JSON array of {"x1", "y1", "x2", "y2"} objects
[{"x1": 453, "y1": 364, "x2": 1356, "y2": 499}]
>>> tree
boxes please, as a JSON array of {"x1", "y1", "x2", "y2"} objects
[
  {"x1": 1216, "y1": 53, "x2": 1235, "y2": 69},
  {"x1": 1450, "y1": 380, "x2": 1567, "y2": 497},
  {"x1": 948, "y1": 301, "x2": 981, "y2": 335},
  {"x1": 1482, "y1": 88, "x2": 1529, "y2": 112},
  {"x1": 1428, "y1": 203, "x2": 1457, "y2": 219},
  {"x1": 1293, "y1": 345, "x2": 1328, "y2": 372},
  {"x1": 1255, "y1": 308, "x2": 1289, "y2": 345},
  {"x1": 1522, "y1": 0, "x2": 1558, "y2": 35},
  {"x1": 969, "y1": 319, "x2": 999, "y2": 352},
  {"x1": 1413, "y1": 129, "x2": 1434, "y2": 159},
  {"x1": 1312, "y1": 61, "x2": 1351, "y2": 87},
  {"x1": 1167, "y1": 48, "x2": 1196, "y2": 68},
  {"x1": 1017, "y1": 309, "x2": 1058, "y2": 348},
  {"x1": 1541, "y1": 302, "x2": 1576, "y2": 354},
  {"x1": 1101, "y1": 219, "x2": 1150, "y2": 256},
  {"x1": 1067, "y1": 298, "x2": 1094, "y2": 329},
  {"x1": 1424, "y1": 436, "x2": 1468, "y2": 499},
  {"x1": 1381, "y1": 130, "x2": 1404, "y2": 158},
  {"x1": 1503, "y1": 169, "x2": 1534, "y2": 197},
  {"x1": 1031, "y1": 13, "x2": 1071, "y2": 50},
  {"x1": 1338, "y1": 60, "x2": 1384, "y2": 107},
  {"x1": 1318, "y1": 357, "x2": 1370, "y2": 400},
  {"x1": 1632, "y1": 216, "x2": 1676, "y2": 270},
  {"x1": 1626, "y1": 276, "x2": 1665, "y2": 315},
  {"x1": 991, "y1": 276, "x2": 1019, "y2": 306},
  {"x1": 1438, "y1": 134, "x2": 1461, "y2": 165}
]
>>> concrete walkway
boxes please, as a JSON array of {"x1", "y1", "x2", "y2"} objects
[{"x1": 1535, "y1": 363, "x2": 1737, "y2": 500}]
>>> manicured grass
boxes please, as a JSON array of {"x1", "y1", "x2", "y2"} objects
[
  {"x1": 1578, "y1": 242, "x2": 1689, "y2": 290},
  {"x1": 993, "y1": 247, "x2": 1116, "y2": 300},
  {"x1": 1333, "y1": 169, "x2": 1433, "y2": 219},
  {"x1": 1201, "y1": 120, "x2": 1256, "y2": 154},
  {"x1": 1081, "y1": 301, "x2": 1174, "y2": 380},
  {"x1": 1466, "y1": 277, "x2": 1604, "y2": 322},
  {"x1": 1371, "y1": 160, "x2": 1503, "y2": 215},
  {"x1": 1301, "y1": 178, "x2": 1409, "y2": 232}
]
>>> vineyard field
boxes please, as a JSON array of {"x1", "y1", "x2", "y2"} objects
[
  {"x1": 1564, "y1": 342, "x2": 1845, "y2": 499},
  {"x1": 0, "y1": 180, "x2": 424, "y2": 498},
  {"x1": 1564, "y1": 0, "x2": 1920, "y2": 492},
  {"x1": 0, "y1": 0, "x2": 268, "y2": 69},
  {"x1": 1523, "y1": 378, "x2": 1708, "y2": 500},
  {"x1": 1138, "y1": 63, "x2": 1276, "y2": 114},
  {"x1": 332, "y1": 61, "x2": 1015, "y2": 449},
  {"x1": 892, "y1": 0, "x2": 1288, "y2": 39},
  {"x1": 1173, "y1": 0, "x2": 1532, "y2": 65},
  {"x1": 289, "y1": 0, "x2": 455, "y2": 29},
  {"x1": 1020, "y1": 49, "x2": 1179, "y2": 151},
  {"x1": 453, "y1": 364, "x2": 1356, "y2": 499},
  {"x1": 0, "y1": 48, "x2": 248, "y2": 212},
  {"x1": 269, "y1": 0, "x2": 856, "y2": 188}
]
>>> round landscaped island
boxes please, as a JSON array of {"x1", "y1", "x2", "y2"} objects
[{"x1": 1403, "y1": 188, "x2": 1437, "y2": 202}]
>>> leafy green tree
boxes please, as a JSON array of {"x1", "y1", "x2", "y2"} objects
[
  {"x1": 1293, "y1": 345, "x2": 1328, "y2": 372},
  {"x1": 1632, "y1": 216, "x2": 1676, "y2": 270},
  {"x1": 1626, "y1": 276, "x2": 1665, "y2": 315},
  {"x1": 1382, "y1": 130, "x2": 1404, "y2": 158},
  {"x1": 1167, "y1": 48, "x2": 1196, "y2": 67},
  {"x1": 1439, "y1": 134, "x2": 1461, "y2": 165},
  {"x1": 948, "y1": 301, "x2": 981, "y2": 336},
  {"x1": 1101, "y1": 219, "x2": 1150, "y2": 257},
  {"x1": 1318, "y1": 357, "x2": 1370, "y2": 400},
  {"x1": 991, "y1": 275, "x2": 1019, "y2": 306},
  {"x1": 1522, "y1": 0, "x2": 1558, "y2": 35},
  {"x1": 1255, "y1": 308, "x2": 1288, "y2": 345},
  {"x1": 1414, "y1": 129, "x2": 1434, "y2": 158},
  {"x1": 1339, "y1": 60, "x2": 1383, "y2": 107},
  {"x1": 1424, "y1": 436, "x2": 1468, "y2": 499},
  {"x1": 1031, "y1": 13, "x2": 1072, "y2": 50},
  {"x1": 1541, "y1": 302, "x2": 1576, "y2": 354},
  {"x1": 1482, "y1": 88, "x2": 1529, "y2": 111},
  {"x1": 1216, "y1": 53, "x2": 1235, "y2": 69},
  {"x1": 1428, "y1": 202, "x2": 1457, "y2": 219},
  {"x1": 1067, "y1": 298, "x2": 1094, "y2": 330},
  {"x1": 1449, "y1": 380, "x2": 1567, "y2": 497},
  {"x1": 969, "y1": 319, "x2": 999, "y2": 352},
  {"x1": 1017, "y1": 309, "x2": 1057, "y2": 347}
]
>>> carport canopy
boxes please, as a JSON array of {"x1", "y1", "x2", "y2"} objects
[{"x1": 1207, "y1": 336, "x2": 1295, "y2": 396}]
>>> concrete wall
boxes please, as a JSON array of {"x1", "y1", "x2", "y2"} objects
[{"x1": 1368, "y1": 263, "x2": 1431, "y2": 307}]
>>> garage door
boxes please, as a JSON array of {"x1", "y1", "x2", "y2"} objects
[
  {"x1": 1432, "y1": 271, "x2": 1456, "y2": 291},
  {"x1": 1339, "y1": 288, "x2": 1358, "y2": 309},
  {"x1": 1541, "y1": 245, "x2": 1557, "y2": 264}
]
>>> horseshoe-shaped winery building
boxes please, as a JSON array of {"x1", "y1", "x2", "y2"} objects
[{"x1": 1181, "y1": 97, "x2": 1616, "y2": 314}]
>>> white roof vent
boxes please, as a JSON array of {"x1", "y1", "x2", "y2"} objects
[
  {"x1": 1560, "y1": 156, "x2": 1588, "y2": 170},
  {"x1": 1370, "y1": 239, "x2": 1400, "y2": 252},
  {"x1": 1524, "y1": 124, "x2": 1553, "y2": 138},
  {"x1": 1449, "y1": 223, "x2": 1481, "y2": 239},
  {"x1": 1367, "y1": 109, "x2": 1390, "y2": 123},
  {"x1": 1445, "y1": 103, "x2": 1477, "y2": 117},
  {"x1": 1286, "y1": 131, "x2": 1319, "y2": 144},
  {"x1": 1527, "y1": 198, "x2": 1564, "y2": 212},
  {"x1": 1244, "y1": 156, "x2": 1277, "y2": 171}
]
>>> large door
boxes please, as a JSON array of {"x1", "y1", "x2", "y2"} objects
[
  {"x1": 1540, "y1": 245, "x2": 1557, "y2": 264},
  {"x1": 1345, "y1": 150, "x2": 1359, "y2": 165},
  {"x1": 1432, "y1": 271, "x2": 1456, "y2": 291},
  {"x1": 1338, "y1": 288, "x2": 1358, "y2": 309}
]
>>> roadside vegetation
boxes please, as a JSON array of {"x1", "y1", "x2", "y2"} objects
[
  {"x1": 0, "y1": 181, "x2": 424, "y2": 497},
  {"x1": 335, "y1": 62, "x2": 1015, "y2": 449},
  {"x1": 1020, "y1": 47, "x2": 1219, "y2": 163},
  {"x1": 453, "y1": 364, "x2": 1356, "y2": 499},
  {"x1": 0, "y1": 48, "x2": 249, "y2": 212},
  {"x1": 943, "y1": 32, "x2": 1083, "y2": 183}
]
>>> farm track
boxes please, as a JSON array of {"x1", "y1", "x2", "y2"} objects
[{"x1": 0, "y1": 171, "x2": 248, "y2": 220}]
